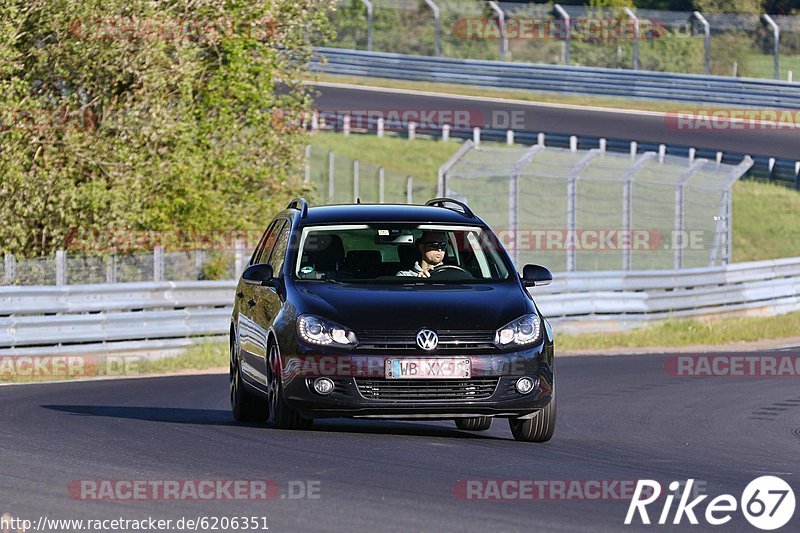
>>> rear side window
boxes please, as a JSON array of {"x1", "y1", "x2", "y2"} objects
[
  {"x1": 252, "y1": 220, "x2": 286, "y2": 265},
  {"x1": 267, "y1": 222, "x2": 291, "y2": 276}
]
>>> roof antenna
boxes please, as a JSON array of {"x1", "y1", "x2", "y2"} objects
[{"x1": 356, "y1": 197, "x2": 361, "y2": 204}]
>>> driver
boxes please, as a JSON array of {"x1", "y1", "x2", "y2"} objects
[{"x1": 396, "y1": 231, "x2": 447, "y2": 277}]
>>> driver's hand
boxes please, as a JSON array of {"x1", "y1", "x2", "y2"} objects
[{"x1": 418, "y1": 269, "x2": 431, "y2": 278}]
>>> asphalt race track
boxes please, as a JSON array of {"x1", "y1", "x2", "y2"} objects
[
  {"x1": 1, "y1": 350, "x2": 798, "y2": 532},
  {"x1": 312, "y1": 84, "x2": 800, "y2": 160}
]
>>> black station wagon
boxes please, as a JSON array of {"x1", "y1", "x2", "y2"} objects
[{"x1": 230, "y1": 198, "x2": 555, "y2": 442}]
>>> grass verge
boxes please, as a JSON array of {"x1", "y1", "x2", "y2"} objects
[
  {"x1": 558, "y1": 312, "x2": 800, "y2": 352},
  {"x1": 0, "y1": 341, "x2": 228, "y2": 384}
]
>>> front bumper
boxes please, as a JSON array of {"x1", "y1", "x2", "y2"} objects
[{"x1": 280, "y1": 345, "x2": 554, "y2": 420}]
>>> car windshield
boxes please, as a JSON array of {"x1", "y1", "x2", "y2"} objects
[{"x1": 294, "y1": 224, "x2": 511, "y2": 283}]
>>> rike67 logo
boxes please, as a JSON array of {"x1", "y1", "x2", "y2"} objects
[{"x1": 625, "y1": 477, "x2": 795, "y2": 530}]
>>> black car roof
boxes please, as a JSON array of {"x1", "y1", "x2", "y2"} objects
[{"x1": 290, "y1": 203, "x2": 486, "y2": 226}]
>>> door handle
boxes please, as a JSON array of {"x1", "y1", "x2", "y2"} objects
[
  {"x1": 236, "y1": 291, "x2": 244, "y2": 299},
  {"x1": 247, "y1": 299, "x2": 256, "y2": 308}
]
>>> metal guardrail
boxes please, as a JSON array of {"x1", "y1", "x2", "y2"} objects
[
  {"x1": 1, "y1": 257, "x2": 798, "y2": 354},
  {"x1": 536, "y1": 257, "x2": 800, "y2": 333},
  {"x1": 0, "y1": 281, "x2": 235, "y2": 357},
  {"x1": 312, "y1": 47, "x2": 800, "y2": 109}
]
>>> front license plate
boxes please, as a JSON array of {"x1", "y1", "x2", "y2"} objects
[{"x1": 385, "y1": 358, "x2": 471, "y2": 379}]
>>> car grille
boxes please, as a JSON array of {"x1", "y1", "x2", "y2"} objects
[
  {"x1": 355, "y1": 378, "x2": 498, "y2": 401},
  {"x1": 356, "y1": 330, "x2": 496, "y2": 351}
]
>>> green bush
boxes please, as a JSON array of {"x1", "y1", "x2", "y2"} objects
[{"x1": 0, "y1": 0, "x2": 333, "y2": 258}]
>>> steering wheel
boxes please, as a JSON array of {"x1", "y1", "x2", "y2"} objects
[{"x1": 428, "y1": 264, "x2": 473, "y2": 279}]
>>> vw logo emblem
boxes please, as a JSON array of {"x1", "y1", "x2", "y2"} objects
[{"x1": 416, "y1": 329, "x2": 438, "y2": 351}]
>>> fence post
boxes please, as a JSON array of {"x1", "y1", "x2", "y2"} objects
[
  {"x1": 506, "y1": 130, "x2": 514, "y2": 145},
  {"x1": 424, "y1": 0, "x2": 441, "y2": 57},
  {"x1": 377, "y1": 117, "x2": 385, "y2": 138},
  {"x1": 106, "y1": 254, "x2": 117, "y2": 284},
  {"x1": 488, "y1": 1, "x2": 508, "y2": 60},
  {"x1": 554, "y1": 4, "x2": 570, "y2": 65},
  {"x1": 311, "y1": 112, "x2": 319, "y2": 132},
  {"x1": 692, "y1": 12, "x2": 710, "y2": 76},
  {"x1": 565, "y1": 151, "x2": 599, "y2": 271},
  {"x1": 599, "y1": 138, "x2": 607, "y2": 153},
  {"x1": 153, "y1": 246, "x2": 164, "y2": 282},
  {"x1": 622, "y1": 152, "x2": 656, "y2": 271},
  {"x1": 328, "y1": 150, "x2": 335, "y2": 203},
  {"x1": 725, "y1": 187, "x2": 733, "y2": 264},
  {"x1": 406, "y1": 176, "x2": 413, "y2": 204},
  {"x1": 234, "y1": 239, "x2": 245, "y2": 278},
  {"x1": 566, "y1": 176, "x2": 577, "y2": 271},
  {"x1": 408, "y1": 121, "x2": 416, "y2": 140},
  {"x1": 537, "y1": 132, "x2": 545, "y2": 147},
  {"x1": 304, "y1": 145, "x2": 311, "y2": 186},
  {"x1": 353, "y1": 159, "x2": 360, "y2": 202},
  {"x1": 343, "y1": 115, "x2": 351, "y2": 136},
  {"x1": 509, "y1": 145, "x2": 544, "y2": 267},
  {"x1": 762, "y1": 14, "x2": 780, "y2": 80},
  {"x1": 379, "y1": 167, "x2": 385, "y2": 203},
  {"x1": 4, "y1": 253, "x2": 16, "y2": 284},
  {"x1": 569, "y1": 135, "x2": 577, "y2": 153},
  {"x1": 56, "y1": 250, "x2": 67, "y2": 286},
  {"x1": 361, "y1": 0, "x2": 373, "y2": 52},
  {"x1": 624, "y1": 7, "x2": 639, "y2": 70},
  {"x1": 442, "y1": 124, "x2": 450, "y2": 142},
  {"x1": 473, "y1": 127, "x2": 481, "y2": 147},
  {"x1": 795, "y1": 162, "x2": 800, "y2": 190},
  {"x1": 674, "y1": 160, "x2": 706, "y2": 269}
]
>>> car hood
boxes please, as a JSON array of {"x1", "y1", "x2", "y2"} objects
[{"x1": 292, "y1": 281, "x2": 532, "y2": 331}]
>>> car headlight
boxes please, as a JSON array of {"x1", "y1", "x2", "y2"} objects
[
  {"x1": 495, "y1": 314, "x2": 541, "y2": 347},
  {"x1": 297, "y1": 314, "x2": 358, "y2": 347}
]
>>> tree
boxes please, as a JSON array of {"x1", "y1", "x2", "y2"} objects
[{"x1": 0, "y1": 0, "x2": 332, "y2": 257}]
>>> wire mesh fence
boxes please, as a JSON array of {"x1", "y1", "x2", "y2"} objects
[
  {"x1": 443, "y1": 144, "x2": 752, "y2": 271},
  {"x1": 305, "y1": 144, "x2": 426, "y2": 205},
  {"x1": 2, "y1": 249, "x2": 247, "y2": 286},
  {"x1": 327, "y1": 1, "x2": 799, "y2": 79}
]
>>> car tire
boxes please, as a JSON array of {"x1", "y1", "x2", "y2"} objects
[
  {"x1": 230, "y1": 335, "x2": 267, "y2": 422},
  {"x1": 267, "y1": 342, "x2": 313, "y2": 430},
  {"x1": 509, "y1": 389, "x2": 556, "y2": 443},
  {"x1": 455, "y1": 417, "x2": 492, "y2": 431}
]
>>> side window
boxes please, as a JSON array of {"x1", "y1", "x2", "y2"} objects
[
  {"x1": 250, "y1": 222, "x2": 276, "y2": 266},
  {"x1": 253, "y1": 220, "x2": 286, "y2": 265},
  {"x1": 267, "y1": 222, "x2": 291, "y2": 276}
]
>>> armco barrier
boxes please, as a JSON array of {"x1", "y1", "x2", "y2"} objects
[
  {"x1": 311, "y1": 47, "x2": 800, "y2": 109},
  {"x1": 1, "y1": 257, "x2": 799, "y2": 355}
]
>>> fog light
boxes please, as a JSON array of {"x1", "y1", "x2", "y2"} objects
[
  {"x1": 515, "y1": 377, "x2": 535, "y2": 395},
  {"x1": 313, "y1": 377, "x2": 335, "y2": 395}
]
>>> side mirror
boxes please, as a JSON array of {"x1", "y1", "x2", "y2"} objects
[
  {"x1": 521, "y1": 264, "x2": 552, "y2": 287},
  {"x1": 242, "y1": 264, "x2": 274, "y2": 286}
]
